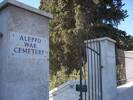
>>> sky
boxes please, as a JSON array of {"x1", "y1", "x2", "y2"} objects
[
  {"x1": 118, "y1": 0, "x2": 133, "y2": 35},
  {"x1": 0, "y1": 0, "x2": 133, "y2": 35},
  {"x1": 0, "y1": 0, "x2": 40, "y2": 8}
]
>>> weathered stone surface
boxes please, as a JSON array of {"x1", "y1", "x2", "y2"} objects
[
  {"x1": 0, "y1": 1, "x2": 51, "y2": 100},
  {"x1": 125, "y1": 51, "x2": 133, "y2": 82},
  {"x1": 86, "y1": 37, "x2": 117, "y2": 100}
]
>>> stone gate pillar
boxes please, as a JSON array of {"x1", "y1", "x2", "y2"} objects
[
  {"x1": 0, "y1": 0, "x2": 52, "y2": 100},
  {"x1": 86, "y1": 37, "x2": 117, "y2": 100}
]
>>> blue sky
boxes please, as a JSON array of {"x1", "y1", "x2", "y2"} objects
[
  {"x1": 0, "y1": 0, "x2": 40, "y2": 8},
  {"x1": 0, "y1": 0, "x2": 133, "y2": 35},
  {"x1": 118, "y1": 0, "x2": 133, "y2": 35},
  {"x1": 17, "y1": 0, "x2": 40, "y2": 8}
]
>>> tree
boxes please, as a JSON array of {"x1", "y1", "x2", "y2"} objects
[
  {"x1": 40, "y1": 0, "x2": 81, "y2": 75},
  {"x1": 85, "y1": 0, "x2": 130, "y2": 50},
  {"x1": 40, "y1": 0, "x2": 131, "y2": 75}
]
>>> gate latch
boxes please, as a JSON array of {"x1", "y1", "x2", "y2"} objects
[{"x1": 76, "y1": 84, "x2": 87, "y2": 92}]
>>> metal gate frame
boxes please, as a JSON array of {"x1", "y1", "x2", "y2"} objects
[
  {"x1": 85, "y1": 40, "x2": 103, "y2": 100},
  {"x1": 79, "y1": 39, "x2": 103, "y2": 100},
  {"x1": 77, "y1": 33, "x2": 103, "y2": 100}
]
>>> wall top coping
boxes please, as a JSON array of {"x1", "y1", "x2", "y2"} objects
[
  {"x1": 49, "y1": 80, "x2": 76, "y2": 95},
  {"x1": 124, "y1": 51, "x2": 133, "y2": 53},
  {"x1": 84, "y1": 37, "x2": 116, "y2": 43},
  {"x1": 0, "y1": 0, "x2": 53, "y2": 19},
  {"x1": 117, "y1": 81, "x2": 133, "y2": 91}
]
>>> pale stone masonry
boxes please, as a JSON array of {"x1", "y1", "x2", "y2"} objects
[
  {"x1": 125, "y1": 51, "x2": 133, "y2": 82},
  {"x1": 0, "y1": 0, "x2": 52, "y2": 100},
  {"x1": 86, "y1": 37, "x2": 117, "y2": 100}
]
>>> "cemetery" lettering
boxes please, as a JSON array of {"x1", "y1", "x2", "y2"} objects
[
  {"x1": 12, "y1": 34, "x2": 46, "y2": 56},
  {"x1": 14, "y1": 47, "x2": 44, "y2": 55}
]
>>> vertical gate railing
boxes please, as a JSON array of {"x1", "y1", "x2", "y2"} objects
[
  {"x1": 85, "y1": 40, "x2": 102, "y2": 100},
  {"x1": 77, "y1": 32, "x2": 103, "y2": 100}
]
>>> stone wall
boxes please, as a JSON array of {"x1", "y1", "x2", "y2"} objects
[{"x1": 0, "y1": 1, "x2": 52, "y2": 100}]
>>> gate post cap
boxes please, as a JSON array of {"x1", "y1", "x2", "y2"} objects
[
  {"x1": 0, "y1": 0, "x2": 53, "y2": 19},
  {"x1": 84, "y1": 37, "x2": 116, "y2": 43}
]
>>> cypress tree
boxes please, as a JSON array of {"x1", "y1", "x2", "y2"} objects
[
  {"x1": 40, "y1": 0, "x2": 81, "y2": 74},
  {"x1": 40, "y1": 0, "x2": 131, "y2": 75}
]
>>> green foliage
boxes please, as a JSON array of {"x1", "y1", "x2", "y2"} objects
[
  {"x1": 40, "y1": 0, "x2": 81, "y2": 75},
  {"x1": 40, "y1": 0, "x2": 131, "y2": 71},
  {"x1": 49, "y1": 67, "x2": 80, "y2": 90},
  {"x1": 40, "y1": 0, "x2": 133, "y2": 87},
  {"x1": 117, "y1": 64, "x2": 126, "y2": 85},
  {"x1": 93, "y1": 0, "x2": 128, "y2": 26},
  {"x1": 49, "y1": 65, "x2": 87, "y2": 90},
  {"x1": 90, "y1": 24, "x2": 133, "y2": 50}
]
